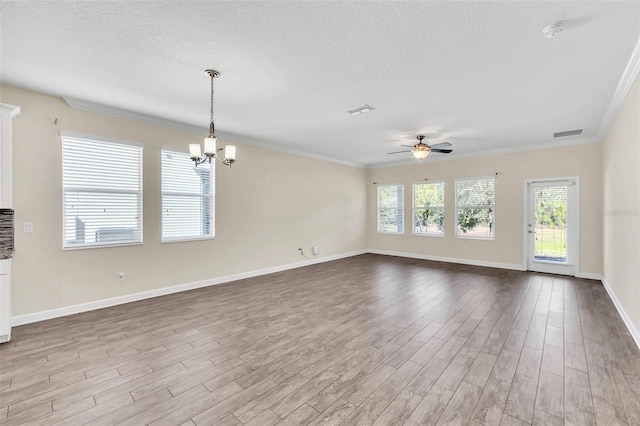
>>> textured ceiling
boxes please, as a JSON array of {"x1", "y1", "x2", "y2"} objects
[{"x1": 1, "y1": 1, "x2": 639, "y2": 166}]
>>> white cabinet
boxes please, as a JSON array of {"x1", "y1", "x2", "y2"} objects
[
  {"x1": 0, "y1": 259, "x2": 11, "y2": 343},
  {"x1": 0, "y1": 103, "x2": 20, "y2": 344},
  {"x1": 1, "y1": 104, "x2": 20, "y2": 209}
]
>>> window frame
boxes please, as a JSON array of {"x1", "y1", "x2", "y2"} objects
[
  {"x1": 61, "y1": 132, "x2": 143, "y2": 250},
  {"x1": 412, "y1": 181, "x2": 445, "y2": 237},
  {"x1": 376, "y1": 183, "x2": 404, "y2": 234},
  {"x1": 455, "y1": 176, "x2": 496, "y2": 240},
  {"x1": 160, "y1": 148, "x2": 215, "y2": 243}
]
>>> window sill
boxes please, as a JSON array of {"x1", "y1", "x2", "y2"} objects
[
  {"x1": 63, "y1": 241, "x2": 143, "y2": 250},
  {"x1": 454, "y1": 235, "x2": 495, "y2": 241},
  {"x1": 162, "y1": 236, "x2": 215, "y2": 244},
  {"x1": 377, "y1": 231, "x2": 404, "y2": 235},
  {"x1": 413, "y1": 233, "x2": 445, "y2": 238}
]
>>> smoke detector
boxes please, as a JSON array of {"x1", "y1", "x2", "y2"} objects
[{"x1": 542, "y1": 22, "x2": 566, "y2": 38}]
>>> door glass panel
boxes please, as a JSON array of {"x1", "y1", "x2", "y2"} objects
[{"x1": 534, "y1": 186, "x2": 567, "y2": 263}]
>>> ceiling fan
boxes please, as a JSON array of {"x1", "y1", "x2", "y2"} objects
[{"x1": 387, "y1": 135, "x2": 453, "y2": 160}]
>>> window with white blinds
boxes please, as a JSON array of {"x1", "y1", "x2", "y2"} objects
[
  {"x1": 62, "y1": 134, "x2": 143, "y2": 249},
  {"x1": 413, "y1": 181, "x2": 445, "y2": 236},
  {"x1": 161, "y1": 150, "x2": 214, "y2": 242},
  {"x1": 455, "y1": 177, "x2": 495, "y2": 238},
  {"x1": 377, "y1": 184, "x2": 404, "y2": 234}
]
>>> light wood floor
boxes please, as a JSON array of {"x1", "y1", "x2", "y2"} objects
[{"x1": 1, "y1": 254, "x2": 639, "y2": 425}]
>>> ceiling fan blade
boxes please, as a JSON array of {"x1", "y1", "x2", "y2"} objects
[
  {"x1": 387, "y1": 150, "x2": 412, "y2": 154},
  {"x1": 400, "y1": 144, "x2": 414, "y2": 148},
  {"x1": 430, "y1": 142, "x2": 452, "y2": 149},
  {"x1": 430, "y1": 148, "x2": 453, "y2": 154}
]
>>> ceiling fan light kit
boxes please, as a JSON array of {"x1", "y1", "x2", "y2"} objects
[
  {"x1": 411, "y1": 135, "x2": 430, "y2": 159},
  {"x1": 542, "y1": 21, "x2": 565, "y2": 38},
  {"x1": 387, "y1": 135, "x2": 453, "y2": 160}
]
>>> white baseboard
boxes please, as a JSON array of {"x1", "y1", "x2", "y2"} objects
[
  {"x1": 367, "y1": 249, "x2": 525, "y2": 271},
  {"x1": 12, "y1": 250, "x2": 367, "y2": 327},
  {"x1": 601, "y1": 277, "x2": 640, "y2": 350},
  {"x1": 14, "y1": 247, "x2": 634, "y2": 354},
  {"x1": 575, "y1": 272, "x2": 603, "y2": 280}
]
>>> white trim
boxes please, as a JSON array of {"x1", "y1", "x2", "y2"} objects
[
  {"x1": 597, "y1": 37, "x2": 640, "y2": 140},
  {"x1": 367, "y1": 135, "x2": 601, "y2": 168},
  {"x1": 523, "y1": 177, "x2": 580, "y2": 276},
  {"x1": 0, "y1": 103, "x2": 21, "y2": 119},
  {"x1": 377, "y1": 184, "x2": 405, "y2": 234},
  {"x1": 454, "y1": 176, "x2": 496, "y2": 239},
  {"x1": 412, "y1": 181, "x2": 445, "y2": 237},
  {"x1": 62, "y1": 241, "x2": 144, "y2": 251},
  {"x1": 601, "y1": 277, "x2": 640, "y2": 350},
  {"x1": 62, "y1": 97, "x2": 365, "y2": 169},
  {"x1": 63, "y1": 97, "x2": 206, "y2": 135},
  {"x1": 575, "y1": 272, "x2": 603, "y2": 281},
  {"x1": 161, "y1": 236, "x2": 216, "y2": 244},
  {"x1": 10, "y1": 248, "x2": 613, "y2": 336},
  {"x1": 367, "y1": 249, "x2": 524, "y2": 271},
  {"x1": 219, "y1": 132, "x2": 365, "y2": 169},
  {"x1": 61, "y1": 135, "x2": 144, "y2": 250},
  {"x1": 11, "y1": 250, "x2": 367, "y2": 327}
]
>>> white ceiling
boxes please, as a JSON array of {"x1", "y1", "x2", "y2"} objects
[{"x1": 2, "y1": 1, "x2": 639, "y2": 167}]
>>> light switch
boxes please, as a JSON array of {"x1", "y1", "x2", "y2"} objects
[{"x1": 23, "y1": 222, "x2": 33, "y2": 233}]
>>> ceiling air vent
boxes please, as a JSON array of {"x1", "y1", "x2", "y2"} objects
[
  {"x1": 554, "y1": 129, "x2": 583, "y2": 138},
  {"x1": 347, "y1": 104, "x2": 374, "y2": 116}
]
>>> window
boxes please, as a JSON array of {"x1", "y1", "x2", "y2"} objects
[
  {"x1": 377, "y1": 184, "x2": 404, "y2": 233},
  {"x1": 62, "y1": 134, "x2": 143, "y2": 249},
  {"x1": 161, "y1": 150, "x2": 214, "y2": 242},
  {"x1": 455, "y1": 177, "x2": 495, "y2": 238},
  {"x1": 413, "y1": 182, "x2": 444, "y2": 236}
]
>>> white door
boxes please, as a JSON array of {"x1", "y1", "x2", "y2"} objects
[{"x1": 525, "y1": 178, "x2": 579, "y2": 276}]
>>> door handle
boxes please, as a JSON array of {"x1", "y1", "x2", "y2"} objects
[{"x1": 528, "y1": 230, "x2": 536, "y2": 234}]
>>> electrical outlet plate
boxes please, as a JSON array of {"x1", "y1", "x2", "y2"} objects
[
  {"x1": 312, "y1": 246, "x2": 319, "y2": 255},
  {"x1": 118, "y1": 271, "x2": 125, "y2": 281}
]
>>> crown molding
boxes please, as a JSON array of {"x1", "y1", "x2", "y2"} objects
[
  {"x1": 63, "y1": 96, "x2": 205, "y2": 135},
  {"x1": 0, "y1": 103, "x2": 21, "y2": 118},
  {"x1": 62, "y1": 96, "x2": 365, "y2": 169},
  {"x1": 63, "y1": 32, "x2": 640, "y2": 173},
  {"x1": 217, "y1": 132, "x2": 366, "y2": 168},
  {"x1": 365, "y1": 135, "x2": 600, "y2": 169},
  {"x1": 597, "y1": 36, "x2": 640, "y2": 140}
]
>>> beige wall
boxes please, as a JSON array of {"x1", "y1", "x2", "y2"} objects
[
  {"x1": 602, "y1": 74, "x2": 640, "y2": 334},
  {"x1": 2, "y1": 86, "x2": 367, "y2": 317},
  {"x1": 1, "y1": 83, "x2": 614, "y2": 321},
  {"x1": 367, "y1": 143, "x2": 603, "y2": 275}
]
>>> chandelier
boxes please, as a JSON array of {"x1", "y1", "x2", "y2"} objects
[{"x1": 189, "y1": 69, "x2": 236, "y2": 167}]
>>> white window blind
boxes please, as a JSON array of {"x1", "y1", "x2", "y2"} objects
[
  {"x1": 161, "y1": 150, "x2": 214, "y2": 242},
  {"x1": 455, "y1": 177, "x2": 495, "y2": 238},
  {"x1": 62, "y1": 135, "x2": 143, "y2": 249},
  {"x1": 377, "y1": 184, "x2": 404, "y2": 233},
  {"x1": 413, "y1": 182, "x2": 445, "y2": 236}
]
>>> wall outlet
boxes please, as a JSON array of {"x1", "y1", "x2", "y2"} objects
[
  {"x1": 312, "y1": 246, "x2": 319, "y2": 255},
  {"x1": 23, "y1": 222, "x2": 33, "y2": 233},
  {"x1": 117, "y1": 271, "x2": 125, "y2": 281}
]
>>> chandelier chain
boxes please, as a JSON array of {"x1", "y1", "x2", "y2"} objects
[{"x1": 210, "y1": 73, "x2": 215, "y2": 125}]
